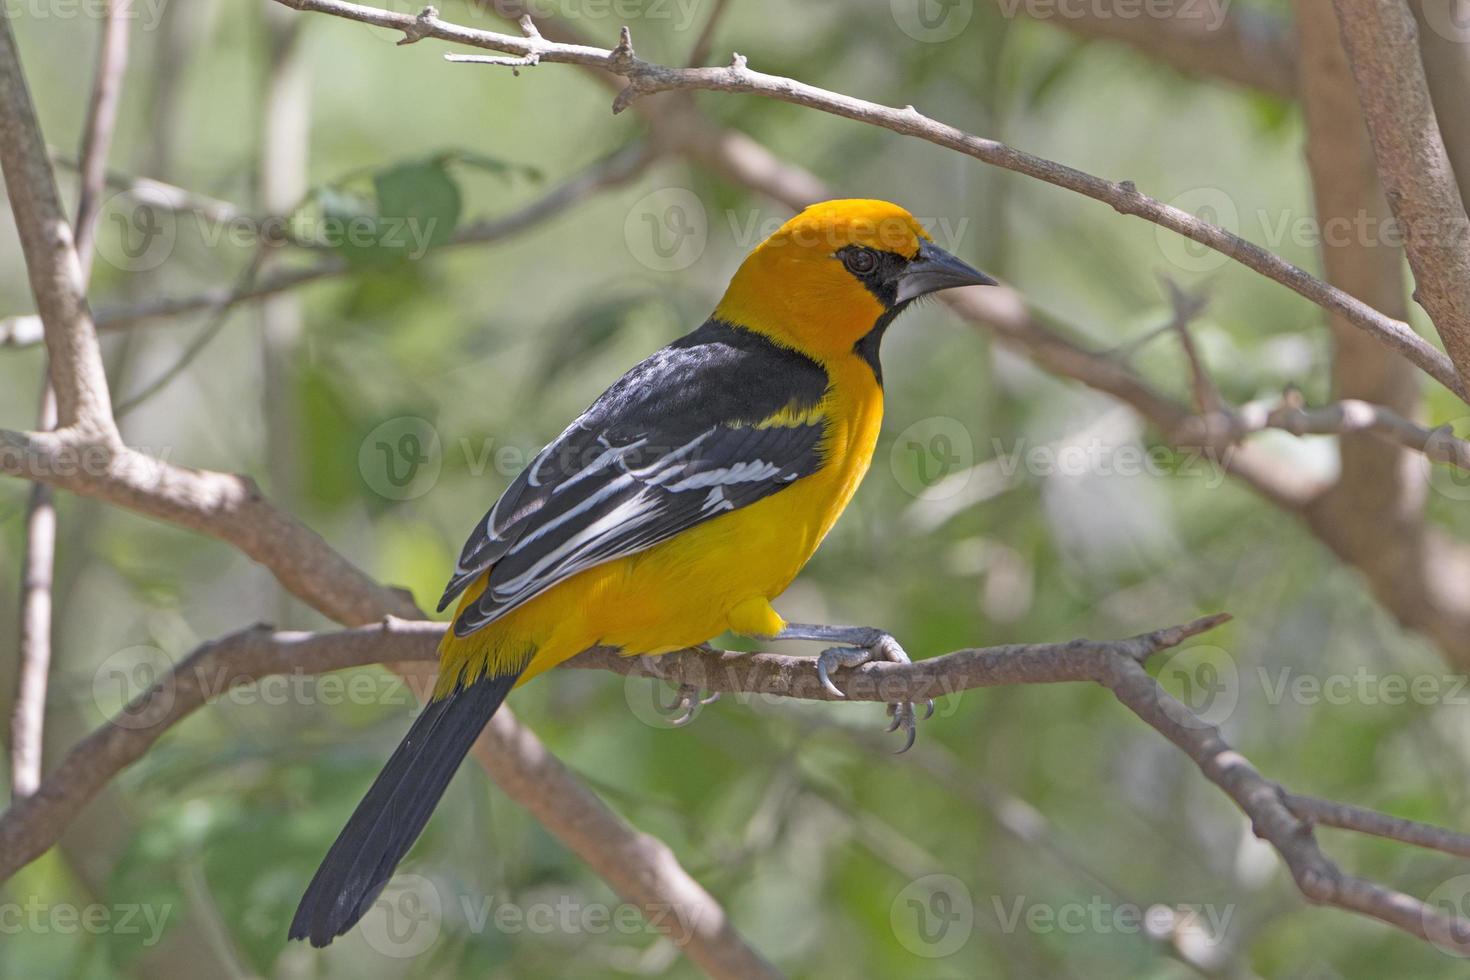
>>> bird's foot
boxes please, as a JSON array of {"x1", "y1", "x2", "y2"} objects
[
  {"x1": 815, "y1": 631, "x2": 933, "y2": 753},
  {"x1": 668, "y1": 683, "x2": 720, "y2": 727}
]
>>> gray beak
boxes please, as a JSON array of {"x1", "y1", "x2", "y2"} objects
[{"x1": 893, "y1": 241, "x2": 999, "y2": 303}]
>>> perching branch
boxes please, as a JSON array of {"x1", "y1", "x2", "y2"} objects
[
  {"x1": 274, "y1": 0, "x2": 1464, "y2": 398},
  {"x1": 5, "y1": 612, "x2": 1469, "y2": 954}
]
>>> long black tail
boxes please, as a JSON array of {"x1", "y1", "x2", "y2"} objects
[{"x1": 289, "y1": 670, "x2": 519, "y2": 947}]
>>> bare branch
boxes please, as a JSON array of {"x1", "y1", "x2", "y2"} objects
[
  {"x1": 11, "y1": 0, "x2": 129, "y2": 799},
  {"x1": 0, "y1": 9, "x2": 116, "y2": 437},
  {"x1": 1160, "y1": 279, "x2": 1221, "y2": 414},
  {"x1": 1284, "y1": 792, "x2": 1470, "y2": 860},
  {"x1": 1180, "y1": 394, "x2": 1470, "y2": 473},
  {"x1": 6, "y1": 612, "x2": 1468, "y2": 953},
  {"x1": 270, "y1": 0, "x2": 1463, "y2": 398},
  {"x1": 684, "y1": 0, "x2": 732, "y2": 68},
  {"x1": 1331, "y1": 0, "x2": 1470, "y2": 383}
]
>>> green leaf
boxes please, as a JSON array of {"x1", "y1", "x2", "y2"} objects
[{"x1": 371, "y1": 158, "x2": 463, "y2": 256}]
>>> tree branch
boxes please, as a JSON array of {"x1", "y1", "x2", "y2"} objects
[
  {"x1": 10, "y1": 0, "x2": 128, "y2": 798},
  {"x1": 273, "y1": 0, "x2": 1464, "y2": 398},
  {"x1": 1331, "y1": 0, "x2": 1470, "y2": 383},
  {"x1": 0, "y1": 8, "x2": 116, "y2": 438},
  {"x1": 6, "y1": 612, "x2": 1468, "y2": 953}
]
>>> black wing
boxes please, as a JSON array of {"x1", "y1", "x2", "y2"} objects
[{"x1": 438, "y1": 319, "x2": 832, "y2": 636}]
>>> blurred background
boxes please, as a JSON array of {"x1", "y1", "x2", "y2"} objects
[{"x1": 3, "y1": 0, "x2": 1470, "y2": 976}]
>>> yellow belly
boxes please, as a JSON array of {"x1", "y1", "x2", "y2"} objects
[{"x1": 437, "y1": 357, "x2": 883, "y2": 693}]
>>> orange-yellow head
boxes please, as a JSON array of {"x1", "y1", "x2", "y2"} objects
[{"x1": 714, "y1": 199, "x2": 996, "y2": 364}]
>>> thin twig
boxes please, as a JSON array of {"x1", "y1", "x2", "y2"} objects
[
  {"x1": 1161, "y1": 278, "x2": 1222, "y2": 414},
  {"x1": 685, "y1": 0, "x2": 732, "y2": 68},
  {"x1": 1178, "y1": 395, "x2": 1470, "y2": 472}
]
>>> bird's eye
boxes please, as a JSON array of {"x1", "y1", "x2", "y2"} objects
[{"x1": 842, "y1": 248, "x2": 877, "y2": 276}]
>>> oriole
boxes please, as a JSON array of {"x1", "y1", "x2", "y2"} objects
[{"x1": 291, "y1": 199, "x2": 996, "y2": 946}]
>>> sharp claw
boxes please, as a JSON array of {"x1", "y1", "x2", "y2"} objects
[
  {"x1": 818, "y1": 660, "x2": 845, "y2": 699},
  {"x1": 699, "y1": 690, "x2": 722, "y2": 706},
  {"x1": 923, "y1": 699, "x2": 935, "y2": 720},
  {"x1": 884, "y1": 712, "x2": 901, "y2": 734},
  {"x1": 895, "y1": 724, "x2": 917, "y2": 754}
]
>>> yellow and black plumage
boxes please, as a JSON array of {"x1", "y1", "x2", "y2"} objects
[{"x1": 290, "y1": 199, "x2": 996, "y2": 946}]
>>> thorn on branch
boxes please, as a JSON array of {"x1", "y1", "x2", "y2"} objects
[
  {"x1": 398, "y1": 6, "x2": 438, "y2": 46},
  {"x1": 730, "y1": 52, "x2": 747, "y2": 70},
  {"x1": 610, "y1": 26, "x2": 636, "y2": 70},
  {"x1": 518, "y1": 14, "x2": 541, "y2": 40}
]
